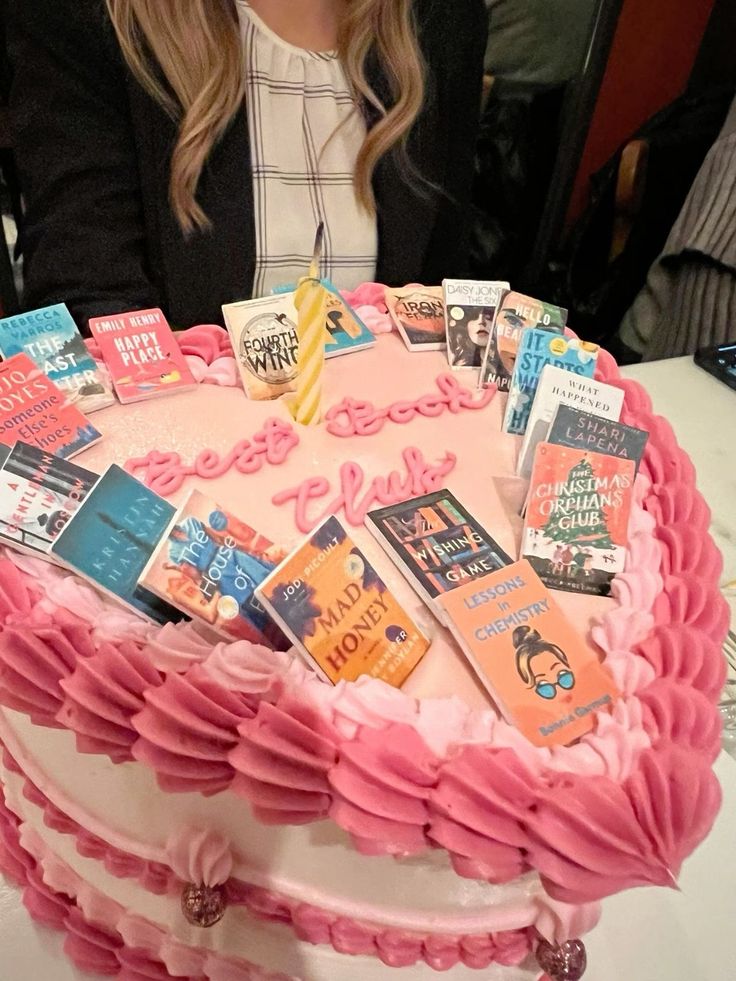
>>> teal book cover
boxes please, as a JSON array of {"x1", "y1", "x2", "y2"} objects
[
  {"x1": 0, "y1": 304, "x2": 115, "y2": 413},
  {"x1": 50, "y1": 464, "x2": 183, "y2": 624},
  {"x1": 272, "y1": 280, "x2": 375, "y2": 358},
  {"x1": 503, "y1": 331, "x2": 599, "y2": 437}
]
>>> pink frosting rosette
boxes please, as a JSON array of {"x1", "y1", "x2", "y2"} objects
[
  {"x1": 166, "y1": 826, "x2": 234, "y2": 887},
  {"x1": 229, "y1": 694, "x2": 339, "y2": 824},
  {"x1": 58, "y1": 642, "x2": 164, "y2": 763},
  {"x1": 427, "y1": 745, "x2": 536, "y2": 883},
  {"x1": 132, "y1": 664, "x2": 258, "y2": 795},
  {"x1": 329, "y1": 723, "x2": 439, "y2": 856}
]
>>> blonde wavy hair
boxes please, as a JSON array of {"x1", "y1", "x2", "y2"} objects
[{"x1": 105, "y1": 0, "x2": 425, "y2": 232}]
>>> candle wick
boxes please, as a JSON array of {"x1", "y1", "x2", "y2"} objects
[{"x1": 309, "y1": 222, "x2": 325, "y2": 280}]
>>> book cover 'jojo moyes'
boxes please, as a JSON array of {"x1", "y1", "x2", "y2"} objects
[{"x1": 0, "y1": 353, "x2": 101, "y2": 460}]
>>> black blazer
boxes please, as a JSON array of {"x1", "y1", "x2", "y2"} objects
[{"x1": 6, "y1": 0, "x2": 487, "y2": 331}]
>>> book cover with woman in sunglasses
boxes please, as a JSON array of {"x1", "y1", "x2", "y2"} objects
[{"x1": 438, "y1": 559, "x2": 618, "y2": 747}]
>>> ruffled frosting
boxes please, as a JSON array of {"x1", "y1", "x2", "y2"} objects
[
  {"x1": 0, "y1": 622, "x2": 84, "y2": 727},
  {"x1": 525, "y1": 745, "x2": 721, "y2": 903},
  {"x1": 428, "y1": 746, "x2": 535, "y2": 882},
  {"x1": 230, "y1": 695, "x2": 339, "y2": 823},
  {"x1": 202, "y1": 641, "x2": 305, "y2": 697},
  {"x1": 329, "y1": 723, "x2": 439, "y2": 856},
  {"x1": 166, "y1": 827, "x2": 233, "y2": 887},
  {"x1": 635, "y1": 624, "x2": 726, "y2": 700},
  {"x1": 133, "y1": 665, "x2": 257, "y2": 795},
  {"x1": 141, "y1": 623, "x2": 214, "y2": 675},
  {"x1": 58, "y1": 642, "x2": 164, "y2": 763}
]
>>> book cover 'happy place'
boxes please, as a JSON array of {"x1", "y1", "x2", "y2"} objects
[{"x1": 88, "y1": 308, "x2": 196, "y2": 404}]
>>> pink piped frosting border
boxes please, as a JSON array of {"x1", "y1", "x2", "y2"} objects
[
  {"x1": 0, "y1": 747, "x2": 538, "y2": 972},
  {"x1": 0, "y1": 326, "x2": 728, "y2": 915}
]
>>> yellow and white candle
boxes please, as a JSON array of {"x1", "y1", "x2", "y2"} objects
[{"x1": 289, "y1": 225, "x2": 329, "y2": 426}]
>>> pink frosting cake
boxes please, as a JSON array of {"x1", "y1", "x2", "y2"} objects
[{"x1": 0, "y1": 289, "x2": 728, "y2": 981}]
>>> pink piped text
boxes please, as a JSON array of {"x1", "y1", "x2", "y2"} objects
[
  {"x1": 272, "y1": 446, "x2": 457, "y2": 533},
  {"x1": 324, "y1": 373, "x2": 496, "y2": 438},
  {"x1": 125, "y1": 417, "x2": 300, "y2": 497}
]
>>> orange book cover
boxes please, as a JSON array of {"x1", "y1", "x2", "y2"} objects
[
  {"x1": 256, "y1": 515, "x2": 429, "y2": 686},
  {"x1": 438, "y1": 560, "x2": 618, "y2": 747}
]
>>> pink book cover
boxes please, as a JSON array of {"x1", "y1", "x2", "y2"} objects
[
  {"x1": 0, "y1": 353, "x2": 101, "y2": 460},
  {"x1": 88, "y1": 308, "x2": 196, "y2": 404}
]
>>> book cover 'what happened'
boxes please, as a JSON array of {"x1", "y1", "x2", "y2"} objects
[{"x1": 257, "y1": 515, "x2": 429, "y2": 686}]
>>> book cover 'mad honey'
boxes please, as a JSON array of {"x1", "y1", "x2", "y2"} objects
[
  {"x1": 439, "y1": 560, "x2": 618, "y2": 747},
  {"x1": 257, "y1": 515, "x2": 429, "y2": 686}
]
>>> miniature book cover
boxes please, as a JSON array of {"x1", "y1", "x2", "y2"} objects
[
  {"x1": 0, "y1": 441, "x2": 98, "y2": 557},
  {"x1": 139, "y1": 488, "x2": 285, "y2": 645},
  {"x1": 547, "y1": 405, "x2": 649, "y2": 473},
  {"x1": 88, "y1": 308, "x2": 196, "y2": 404},
  {"x1": 256, "y1": 514, "x2": 429, "y2": 686},
  {"x1": 50, "y1": 464, "x2": 183, "y2": 624},
  {"x1": 504, "y1": 330, "x2": 599, "y2": 437},
  {"x1": 438, "y1": 559, "x2": 618, "y2": 748},
  {"x1": 366, "y1": 489, "x2": 511, "y2": 616},
  {"x1": 0, "y1": 353, "x2": 102, "y2": 460},
  {"x1": 223, "y1": 293, "x2": 300, "y2": 400},
  {"x1": 385, "y1": 284, "x2": 446, "y2": 352},
  {"x1": 0, "y1": 303, "x2": 115, "y2": 413},
  {"x1": 272, "y1": 280, "x2": 375, "y2": 358},
  {"x1": 522, "y1": 443, "x2": 636, "y2": 596},
  {"x1": 442, "y1": 279, "x2": 509, "y2": 370},
  {"x1": 479, "y1": 291, "x2": 567, "y2": 391},
  {"x1": 517, "y1": 365, "x2": 625, "y2": 481},
  {"x1": 322, "y1": 281, "x2": 375, "y2": 358}
]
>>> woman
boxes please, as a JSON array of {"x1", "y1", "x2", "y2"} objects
[{"x1": 7, "y1": 0, "x2": 487, "y2": 331}]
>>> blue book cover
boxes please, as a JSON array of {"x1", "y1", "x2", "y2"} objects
[
  {"x1": 548, "y1": 405, "x2": 649, "y2": 473},
  {"x1": 50, "y1": 464, "x2": 183, "y2": 624},
  {"x1": 0, "y1": 304, "x2": 115, "y2": 413},
  {"x1": 504, "y1": 331, "x2": 599, "y2": 437},
  {"x1": 272, "y1": 280, "x2": 375, "y2": 358}
]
